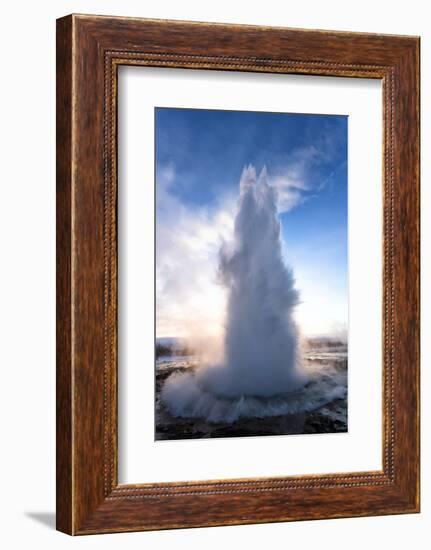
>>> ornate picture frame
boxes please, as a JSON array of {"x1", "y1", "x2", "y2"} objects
[{"x1": 56, "y1": 14, "x2": 420, "y2": 534}]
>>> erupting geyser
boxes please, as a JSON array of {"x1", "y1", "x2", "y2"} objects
[{"x1": 161, "y1": 165, "x2": 308, "y2": 422}]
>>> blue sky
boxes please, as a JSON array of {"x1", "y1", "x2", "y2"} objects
[{"x1": 155, "y1": 107, "x2": 348, "y2": 339}]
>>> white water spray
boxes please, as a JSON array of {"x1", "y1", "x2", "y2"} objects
[{"x1": 161, "y1": 165, "x2": 308, "y2": 421}]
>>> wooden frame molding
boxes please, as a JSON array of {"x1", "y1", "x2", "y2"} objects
[{"x1": 56, "y1": 14, "x2": 420, "y2": 535}]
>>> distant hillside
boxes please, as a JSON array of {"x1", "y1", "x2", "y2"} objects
[
  {"x1": 156, "y1": 336, "x2": 347, "y2": 358},
  {"x1": 155, "y1": 338, "x2": 193, "y2": 358},
  {"x1": 306, "y1": 337, "x2": 347, "y2": 350}
]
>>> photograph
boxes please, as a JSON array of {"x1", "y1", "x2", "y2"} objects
[{"x1": 155, "y1": 107, "x2": 348, "y2": 440}]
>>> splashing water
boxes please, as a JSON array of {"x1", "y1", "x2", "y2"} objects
[{"x1": 161, "y1": 165, "x2": 309, "y2": 421}]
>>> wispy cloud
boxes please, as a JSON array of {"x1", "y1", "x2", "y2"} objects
[{"x1": 268, "y1": 144, "x2": 329, "y2": 213}]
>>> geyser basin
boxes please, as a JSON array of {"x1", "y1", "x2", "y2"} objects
[
  {"x1": 160, "y1": 361, "x2": 346, "y2": 425},
  {"x1": 161, "y1": 165, "x2": 309, "y2": 421}
]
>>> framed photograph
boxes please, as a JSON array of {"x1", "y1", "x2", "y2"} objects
[{"x1": 56, "y1": 14, "x2": 420, "y2": 534}]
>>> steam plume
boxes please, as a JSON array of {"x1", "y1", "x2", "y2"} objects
[{"x1": 161, "y1": 166, "x2": 308, "y2": 421}]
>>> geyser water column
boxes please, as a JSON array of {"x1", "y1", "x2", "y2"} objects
[
  {"x1": 201, "y1": 165, "x2": 306, "y2": 397},
  {"x1": 162, "y1": 165, "x2": 308, "y2": 422}
]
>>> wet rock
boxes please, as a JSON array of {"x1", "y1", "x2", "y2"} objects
[{"x1": 303, "y1": 412, "x2": 347, "y2": 433}]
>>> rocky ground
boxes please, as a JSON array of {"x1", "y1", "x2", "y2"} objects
[{"x1": 155, "y1": 357, "x2": 347, "y2": 440}]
